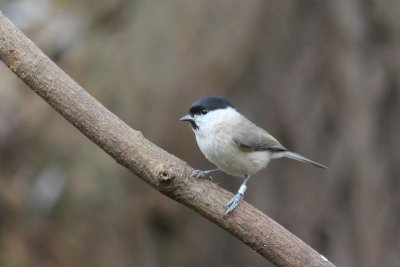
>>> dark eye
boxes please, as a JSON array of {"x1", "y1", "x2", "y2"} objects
[{"x1": 201, "y1": 109, "x2": 208, "y2": 115}]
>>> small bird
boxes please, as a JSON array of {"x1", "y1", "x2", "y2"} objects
[{"x1": 180, "y1": 96, "x2": 327, "y2": 216}]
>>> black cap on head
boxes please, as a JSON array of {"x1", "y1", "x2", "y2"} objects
[{"x1": 189, "y1": 96, "x2": 235, "y2": 115}]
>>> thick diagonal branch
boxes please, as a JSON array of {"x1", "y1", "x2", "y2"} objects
[{"x1": 0, "y1": 12, "x2": 334, "y2": 267}]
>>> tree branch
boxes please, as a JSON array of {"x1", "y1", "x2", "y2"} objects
[{"x1": 0, "y1": 12, "x2": 334, "y2": 267}]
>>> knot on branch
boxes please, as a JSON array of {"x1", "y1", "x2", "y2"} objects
[{"x1": 158, "y1": 170, "x2": 176, "y2": 189}]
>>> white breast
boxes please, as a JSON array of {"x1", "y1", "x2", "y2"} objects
[{"x1": 193, "y1": 108, "x2": 271, "y2": 177}]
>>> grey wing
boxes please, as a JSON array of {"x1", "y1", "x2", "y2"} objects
[{"x1": 232, "y1": 117, "x2": 287, "y2": 153}]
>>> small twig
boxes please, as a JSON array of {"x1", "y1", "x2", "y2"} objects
[{"x1": 0, "y1": 12, "x2": 334, "y2": 267}]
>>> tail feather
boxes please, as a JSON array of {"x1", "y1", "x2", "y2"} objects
[{"x1": 281, "y1": 151, "x2": 327, "y2": 169}]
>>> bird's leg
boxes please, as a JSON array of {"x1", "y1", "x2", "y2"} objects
[
  {"x1": 191, "y1": 168, "x2": 220, "y2": 180},
  {"x1": 224, "y1": 175, "x2": 251, "y2": 216}
]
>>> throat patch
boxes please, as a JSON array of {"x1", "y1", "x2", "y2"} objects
[{"x1": 190, "y1": 121, "x2": 199, "y2": 130}]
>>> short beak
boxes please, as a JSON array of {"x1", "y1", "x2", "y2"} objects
[{"x1": 180, "y1": 114, "x2": 194, "y2": 122}]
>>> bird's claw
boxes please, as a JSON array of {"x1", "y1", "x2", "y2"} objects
[
  {"x1": 223, "y1": 193, "x2": 243, "y2": 216},
  {"x1": 191, "y1": 170, "x2": 213, "y2": 180}
]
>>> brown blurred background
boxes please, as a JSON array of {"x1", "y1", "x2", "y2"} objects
[{"x1": 1, "y1": 1, "x2": 399, "y2": 266}]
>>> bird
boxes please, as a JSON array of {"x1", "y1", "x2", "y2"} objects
[{"x1": 180, "y1": 96, "x2": 327, "y2": 216}]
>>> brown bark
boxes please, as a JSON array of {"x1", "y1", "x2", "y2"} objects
[{"x1": 0, "y1": 12, "x2": 334, "y2": 267}]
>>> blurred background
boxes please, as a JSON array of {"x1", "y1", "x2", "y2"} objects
[{"x1": 0, "y1": 0, "x2": 399, "y2": 266}]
